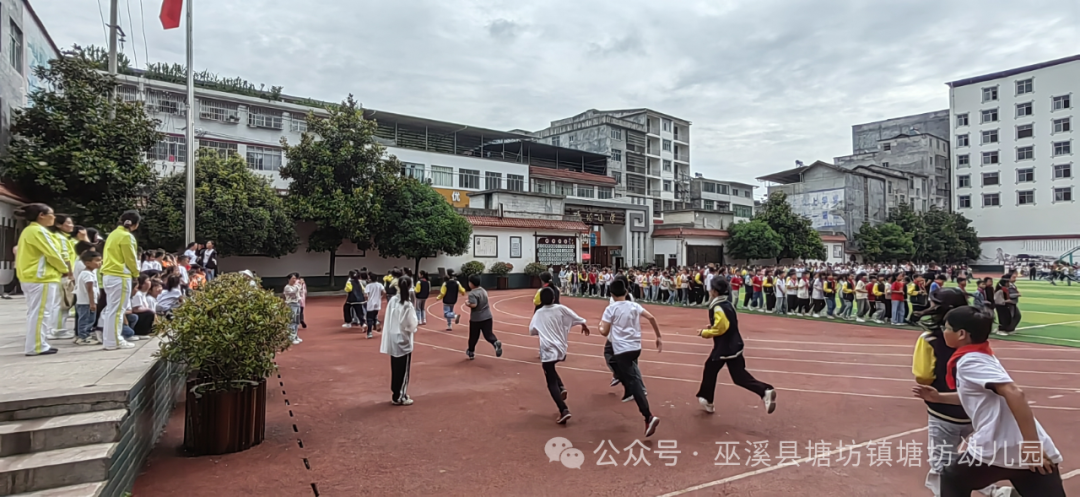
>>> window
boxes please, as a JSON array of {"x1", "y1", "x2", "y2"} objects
[
  {"x1": 1054, "y1": 118, "x2": 1071, "y2": 133},
  {"x1": 290, "y1": 114, "x2": 308, "y2": 132},
  {"x1": 1054, "y1": 164, "x2": 1072, "y2": 179},
  {"x1": 555, "y1": 181, "x2": 574, "y2": 196},
  {"x1": 551, "y1": 136, "x2": 560, "y2": 147},
  {"x1": 1054, "y1": 141, "x2": 1072, "y2": 156},
  {"x1": 507, "y1": 174, "x2": 524, "y2": 192},
  {"x1": 1017, "y1": 168, "x2": 1035, "y2": 182},
  {"x1": 957, "y1": 154, "x2": 970, "y2": 167},
  {"x1": 459, "y1": 169, "x2": 480, "y2": 189},
  {"x1": 199, "y1": 139, "x2": 237, "y2": 158},
  {"x1": 598, "y1": 186, "x2": 613, "y2": 199},
  {"x1": 199, "y1": 98, "x2": 238, "y2": 121},
  {"x1": 957, "y1": 134, "x2": 969, "y2": 147},
  {"x1": 883, "y1": 143, "x2": 892, "y2": 151},
  {"x1": 663, "y1": 180, "x2": 672, "y2": 192},
  {"x1": 431, "y1": 165, "x2": 453, "y2": 187},
  {"x1": 982, "y1": 172, "x2": 999, "y2": 186},
  {"x1": 245, "y1": 146, "x2": 282, "y2": 171},
  {"x1": 485, "y1": 171, "x2": 502, "y2": 190},
  {"x1": 1018, "y1": 190, "x2": 1035, "y2": 205},
  {"x1": 744, "y1": 189, "x2": 752, "y2": 198},
  {"x1": 1016, "y1": 78, "x2": 1033, "y2": 95},
  {"x1": 981, "y1": 129, "x2": 998, "y2": 144},
  {"x1": 247, "y1": 107, "x2": 283, "y2": 129},
  {"x1": 149, "y1": 136, "x2": 186, "y2": 162},
  {"x1": 401, "y1": 162, "x2": 425, "y2": 181},
  {"x1": 982, "y1": 87, "x2": 999, "y2": 102},
  {"x1": 882, "y1": 161, "x2": 890, "y2": 168},
  {"x1": 888, "y1": 181, "x2": 892, "y2": 194},
  {"x1": 957, "y1": 114, "x2": 969, "y2": 127},
  {"x1": 1017, "y1": 124, "x2": 1034, "y2": 139},
  {"x1": 733, "y1": 204, "x2": 753, "y2": 218},
  {"x1": 612, "y1": 149, "x2": 622, "y2": 162},
  {"x1": 702, "y1": 182, "x2": 715, "y2": 193},
  {"x1": 983, "y1": 193, "x2": 1000, "y2": 207},
  {"x1": 732, "y1": 188, "x2": 740, "y2": 196},
  {"x1": 117, "y1": 85, "x2": 139, "y2": 102},
  {"x1": 610, "y1": 128, "x2": 622, "y2": 140},
  {"x1": 958, "y1": 195, "x2": 972, "y2": 208},
  {"x1": 1052, "y1": 95, "x2": 1071, "y2": 111},
  {"x1": 144, "y1": 89, "x2": 185, "y2": 115},
  {"x1": 663, "y1": 159, "x2": 671, "y2": 172},
  {"x1": 1016, "y1": 102, "x2": 1033, "y2": 117},
  {"x1": 703, "y1": 200, "x2": 715, "y2": 210},
  {"x1": 568, "y1": 136, "x2": 576, "y2": 144},
  {"x1": 1017, "y1": 146, "x2": 1034, "y2": 161},
  {"x1": 717, "y1": 184, "x2": 729, "y2": 195},
  {"x1": 8, "y1": 21, "x2": 23, "y2": 74},
  {"x1": 981, "y1": 109, "x2": 998, "y2": 123},
  {"x1": 1055, "y1": 187, "x2": 1073, "y2": 202},
  {"x1": 662, "y1": 119, "x2": 672, "y2": 132},
  {"x1": 662, "y1": 139, "x2": 672, "y2": 152},
  {"x1": 576, "y1": 185, "x2": 594, "y2": 198},
  {"x1": 958, "y1": 175, "x2": 971, "y2": 188},
  {"x1": 982, "y1": 151, "x2": 999, "y2": 165}
]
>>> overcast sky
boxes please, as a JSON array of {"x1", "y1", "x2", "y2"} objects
[{"x1": 34, "y1": 0, "x2": 1080, "y2": 191}]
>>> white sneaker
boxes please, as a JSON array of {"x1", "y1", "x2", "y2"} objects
[
  {"x1": 291, "y1": 339, "x2": 301, "y2": 345},
  {"x1": 856, "y1": 318, "x2": 866, "y2": 323},
  {"x1": 55, "y1": 330, "x2": 75, "y2": 339},
  {"x1": 105, "y1": 341, "x2": 136, "y2": 350},
  {"x1": 826, "y1": 315, "x2": 835, "y2": 320},
  {"x1": 991, "y1": 486, "x2": 1017, "y2": 497},
  {"x1": 698, "y1": 397, "x2": 714, "y2": 413},
  {"x1": 342, "y1": 323, "x2": 352, "y2": 328},
  {"x1": 763, "y1": 389, "x2": 777, "y2": 414},
  {"x1": 812, "y1": 314, "x2": 820, "y2": 318}
]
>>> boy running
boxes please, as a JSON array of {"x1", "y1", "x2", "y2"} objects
[
  {"x1": 601, "y1": 279, "x2": 662, "y2": 437},
  {"x1": 529, "y1": 287, "x2": 589, "y2": 424}
]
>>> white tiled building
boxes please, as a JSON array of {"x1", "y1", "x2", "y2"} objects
[{"x1": 947, "y1": 55, "x2": 1080, "y2": 266}]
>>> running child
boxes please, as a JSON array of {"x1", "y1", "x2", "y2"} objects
[
  {"x1": 696, "y1": 277, "x2": 777, "y2": 415},
  {"x1": 364, "y1": 272, "x2": 385, "y2": 339},
  {"x1": 533, "y1": 271, "x2": 561, "y2": 312},
  {"x1": 438, "y1": 269, "x2": 466, "y2": 331},
  {"x1": 600, "y1": 279, "x2": 662, "y2": 437},
  {"x1": 342, "y1": 270, "x2": 366, "y2": 330},
  {"x1": 465, "y1": 275, "x2": 502, "y2": 360},
  {"x1": 529, "y1": 287, "x2": 589, "y2": 424},
  {"x1": 414, "y1": 270, "x2": 431, "y2": 325}
]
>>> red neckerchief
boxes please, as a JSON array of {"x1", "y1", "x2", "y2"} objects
[{"x1": 946, "y1": 342, "x2": 994, "y2": 389}]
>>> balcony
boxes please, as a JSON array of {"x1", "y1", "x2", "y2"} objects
[{"x1": 673, "y1": 152, "x2": 690, "y2": 162}]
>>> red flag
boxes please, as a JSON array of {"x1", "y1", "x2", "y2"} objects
[{"x1": 160, "y1": 0, "x2": 183, "y2": 29}]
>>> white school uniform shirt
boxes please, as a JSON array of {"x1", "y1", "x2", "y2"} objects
[
  {"x1": 76, "y1": 269, "x2": 98, "y2": 305},
  {"x1": 131, "y1": 290, "x2": 150, "y2": 311},
  {"x1": 156, "y1": 288, "x2": 182, "y2": 314},
  {"x1": 183, "y1": 249, "x2": 198, "y2": 261},
  {"x1": 956, "y1": 353, "x2": 1062, "y2": 469},
  {"x1": 704, "y1": 271, "x2": 714, "y2": 292},
  {"x1": 365, "y1": 282, "x2": 384, "y2": 311},
  {"x1": 380, "y1": 295, "x2": 417, "y2": 357},
  {"x1": 601, "y1": 300, "x2": 644, "y2": 355},
  {"x1": 811, "y1": 279, "x2": 824, "y2": 299},
  {"x1": 529, "y1": 304, "x2": 587, "y2": 363},
  {"x1": 774, "y1": 278, "x2": 786, "y2": 297},
  {"x1": 796, "y1": 279, "x2": 810, "y2": 299},
  {"x1": 178, "y1": 265, "x2": 190, "y2": 285}
]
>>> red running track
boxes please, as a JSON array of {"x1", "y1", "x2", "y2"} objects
[{"x1": 133, "y1": 290, "x2": 1080, "y2": 496}]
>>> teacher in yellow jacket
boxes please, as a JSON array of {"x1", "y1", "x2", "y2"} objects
[
  {"x1": 100, "y1": 211, "x2": 142, "y2": 351},
  {"x1": 15, "y1": 204, "x2": 70, "y2": 356}
]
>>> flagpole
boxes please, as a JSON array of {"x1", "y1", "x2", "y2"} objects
[{"x1": 184, "y1": 0, "x2": 195, "y2": 245}]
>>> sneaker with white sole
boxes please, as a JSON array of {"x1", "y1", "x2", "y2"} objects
[
  {"x1": 991, "y1": 486, "x2": 1017, "y2": 497},
  {"x1": 763, "y1": 388, "x2": 777, "y2": 414},
  {"x1": 621, "y1": 394, "x2": 634, "y2": 403},
  {"x1": 698, "y1": 397, "x2": 714, "y2": 413},
  {"x1": 856, "y1": 318, "x2": 866, "y2": 323},
  {"x1": 466, "y1": 350, "x2": 475, "y2": 360},
  {"x1": 560, "y1": 389, "x2": 568, "y2": 401},
  {"x1": 493, "y1": 340, "x2": 503, "y2": 357},
  {"x1": 105, "y1": 341, "x2": 136, "y2": 351},
  {"x1": 342, "y1": 323, "x2": 352, "y2": 328},
  {"x1": 556, "y1": 410, "x2": 572, "y2": 425},
  {"x1": 73, "y1": 337, "x2": 94, "y2": 345},
  {"x1": 610, "y1": 377, "x2": 621, "y2": 387},
  {"x1": 644, "y1": 416, "x2": 660, "y2": 437},
  {"x1": 292, "y1": 339, "x2": 301, "y2": 345}
]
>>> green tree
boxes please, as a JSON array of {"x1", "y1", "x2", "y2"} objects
[
  {"x1": 951, "y1": 211, "x2": 982, "y2": 262},
  {"x1": 372, "y1": 179, "x2": 472, "y2": 275},
  {"x1": 141, "y1": 150, "x2": 298, "y2": 257},
  {"x1": 877, "y1": 222, "x2": 916, "y2": 262},
  {"x1": 854, "y1": 222, "x2": 883, "y2": 262},
  {"x1": 757, "y1": 192, "x2": 827, "y2": 262},
  {"x1": 0, "y1": 45, "x2": 161, "y2": 227},
  {"x1": 886, "y1": 202, "x2": 926, "y2": 261},
  {"x1": 725, "y1": 219, "x2": 782, "y2": 261},
  {"x1": 279, "y1": 95, "x2": 402, "y2": 287}
]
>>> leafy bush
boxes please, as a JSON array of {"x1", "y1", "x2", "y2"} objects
[
  {"x1": 489, "y1": 262, "x2": 513, "y2": 276},
  {"x1": 157, "y1": 273, "x2": 293, "y2": 393},
  {"x1": 460, "y1": 261, "x2": 486, "y2": 277},
  {"x1": 523, "y1": 262, "x2": 546, "y2": 277}
]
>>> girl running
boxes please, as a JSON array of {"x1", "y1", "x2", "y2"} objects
[{"x1": 529, "y1": 287, "x2": 589, "y2": 424}]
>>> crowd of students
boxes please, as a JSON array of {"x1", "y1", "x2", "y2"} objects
[{"x1": 15, "y1": 203, "x2": 235, "y2": 356}]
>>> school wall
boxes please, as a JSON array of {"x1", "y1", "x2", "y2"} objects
[{"x1": 0, "y1": 199, "x2": 19, "y2": 288}]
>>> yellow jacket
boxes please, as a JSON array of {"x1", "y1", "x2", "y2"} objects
[
  {"x1": 912, "y1": 332, "x2": 936, "y2": 386},
  {"x1": 15, "y1": 222, "x2": 68, "y2": 283},
  {"x1": 100, "y1": 226, "x2": 139, "y2": 278},
  {"x1": 700, "y1": 303, "x2": 731, "y2": 338},
  {"x1": 66, "y1": 236, "x2": 77, "y2": 267},
  {"x1": 437, "y1": 283, "x2": 466, "y2": 300}
]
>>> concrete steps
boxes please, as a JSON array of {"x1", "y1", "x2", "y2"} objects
[
  {"x1": 8, "y1": 482, "x2": 105, "y2": 497},
  {"x1": 0, "y1": 444, "x2": 116, "y2": 495},
  {"x1": 0, "y1": 410, "x2": 125, "y2": 457}
]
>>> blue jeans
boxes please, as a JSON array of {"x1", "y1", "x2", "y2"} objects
[
  {"x1": 76, "y1": 304, "x2": 96, "y2": 339},
  {"x1": 891, "y1": 300, "x2": 905, "y2": 324},
  {"x1": 416, "y1": 299, "x2": 427, "y2": 323},
  {"x1": 288, "y1": 303, "x2": 300, "y2": 339},
  {"x1": 751, "y1": 291, "x2": 763, "y2": 308},
  {"x1": 666, "y1": 289, "x2": 675, "y2": 304},
  {"x1": 825, "y1": 296, "x2": 837, "y2": 316},
  {"x1": 123, "y1": 314, "x2": 136, "y2": 338},
  {"x1": 444, "y1": 304, "x2": 456, "y2": 327},
  {"x1": 839, "y1": 299, "x2": 852, "y2": 318}
]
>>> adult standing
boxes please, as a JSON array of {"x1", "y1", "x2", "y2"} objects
[
  {"x1": 49, "y1": 214, "x2": 77, "y2": 339},
  {"x1": 101, "y1": 211, "x2": 142, "y2": 351},
  {"x1": 199, "y1": 241, "x2": 218, "y2": 281},
  {"x1": 381, "y1": 277, "x2": 419, "y2": 405},
  {"x1": 182, "y1": 242, "x2": 199, "y2": 263},
  {"x1": 16, "y1": 204, "x2": 70, "y2": 356}
]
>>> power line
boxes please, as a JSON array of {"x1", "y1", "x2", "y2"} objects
[
  {"x1": 124, "y1": 0, "x2": 139, "y2": 68},
  {"x1": 95, "y1": 0, "x2": 109, "y2": 46},
  {"x1": 138, "y1": 0, "x2": 149, "y2": 68}
]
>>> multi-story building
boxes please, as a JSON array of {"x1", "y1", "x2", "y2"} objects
[
  {"x1": 947, "y1": 54, "x2": 1080, "y2": 267},
  {"x1": 687, "y1": 174, "x2": 756, "y2": 221},
  {"x1": 836, "y1": 111, "x2": 952, "y2": 211},
  {"x1": 534, "y1": 109, "x2": 692, "y2": 220}
]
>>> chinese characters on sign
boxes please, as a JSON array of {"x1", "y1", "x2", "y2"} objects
[
  {"x1": 536, "y1": 236, "x2": 577, "y2": 266},
  {"x1": 571, "y1": 208, "x2": 624, "y2": 225}
]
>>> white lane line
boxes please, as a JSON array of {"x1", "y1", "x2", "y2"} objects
[
  {"x1": 654, "y1": 426, "x2": 930, "y2": 497},
  {"x1": 1049, "y1": 395, "x2": 1064, "y2": 399},
  {"x1": 1063, "y1": 468, "x2": 1080, "y2": 480}
]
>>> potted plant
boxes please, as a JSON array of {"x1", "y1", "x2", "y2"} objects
[
  {"x1": 157, "y1": 273, "x2": 293, "y2": 456},
  {"x1": 524, "y1": 262, "x2": 546, "y2": 288},
  {"x1": 460, "y1": 261, "x2": 485, "y2": 282},
  {"x1": 489, "y1": 262, "x2": 512, "y2": 290}
]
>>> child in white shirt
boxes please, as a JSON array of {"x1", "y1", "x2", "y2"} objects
[
  {"x1": 74, "y1": 251, "x2": 102, "y2": 345},
  {"x1": 529, "y1": 288, "x2": 589, "y2": 424},
  {"x1": 364, "y1": 276, "x2": 385, "y2": 339},
  {"x1": 600, "y1": 279, "x2": 663, "y2": 437}
]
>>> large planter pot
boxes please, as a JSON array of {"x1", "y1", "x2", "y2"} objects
[
  {"x1": 496, "y1": 276, "x2": 509, "y2": 290},
  {"x1": 184, "y1": 378, "x2": 267, "y2": 456},
  {"x1": 529, "y1": 276, "x2": 542, "y2": 288}
]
